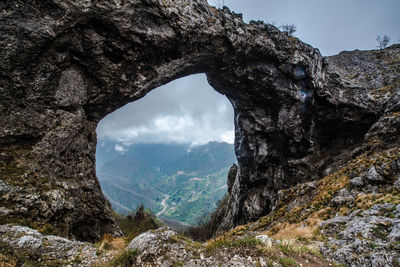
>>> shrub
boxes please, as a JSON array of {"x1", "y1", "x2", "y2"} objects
[
  {"x1": 280, "y1": 24, "x2": 297, "y2": 37},
  {"x1": 114, "y1": 205, "x2": 163, "y2": 242},
  {"x1": 183, "y1": 194, "x2": 229, "y2": 241},
  {"x1": 376, "y1": 35, "x2": 390, "y2": 49}
]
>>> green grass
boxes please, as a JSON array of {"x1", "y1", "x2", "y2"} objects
[
  {"x1": 279, "y1": 257, "x2": 297, "y2": 267},
  {"x1": 107, "y1": 249, "x2": 138, "y2": 267},
  {"x1": 296, "y1": 236, "x2": 311, "y2": 244},
  {"x1": 369, "y1": 242, "x2": 379, "y2": 248},
  {"x1": 278, "y1": 242, "x2": 298, "y2": 255},
  {"x1": 206, "y1": 236, "x2": 262, "y2": 252},
  {"x1": 231, "y1": 236, "x2": 263, "y2": 247},
  {"x1": 371, "y1": 224, "x2": 390, "y2": 240},
  {"x1": 389, "y1": 241, "x2": 400, "y2": 252},
  {"x1": 301, "y1": 245, "x2": 323, "y2": 259},
  {"x1": 172, "y1": 261, "x2": 183, "y2": 267}
]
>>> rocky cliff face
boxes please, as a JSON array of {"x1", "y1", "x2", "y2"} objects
[{"x1": 0, "y1": 0, "x2": 399, "y2": 243}]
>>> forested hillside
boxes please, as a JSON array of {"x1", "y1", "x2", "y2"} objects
[{"x1": 96, "y1": 141, "x2": 236, "y2": 224}]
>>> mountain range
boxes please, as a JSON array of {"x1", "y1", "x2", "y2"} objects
[{"x1": 96, "y1": 141, "x2": 236, "y2": 225}]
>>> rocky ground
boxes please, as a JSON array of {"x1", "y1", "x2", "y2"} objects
[{"x1": 0, "y1": 224, "x2": 332, "y2": 266}]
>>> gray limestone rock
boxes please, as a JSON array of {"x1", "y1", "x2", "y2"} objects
[
  {"x1": 365, "y1": 166, "x2": 385, "y2": 182},
  {"x1": 329, "y1": 188, "x2": 355, "y2": 207},
  {"x1": 350, "y1": 176, "x2": 364, "y2": 187},
  {"x1": 13, "y1": 235, "x2": 43, "y2": 252},
  {"x1": 319, "y1": 203, "x2": 400, "y2": 266},
  {"x1": 227, "y1": 163, "x2": 238, "y2": 195},
  {"x1": 255, "y1": 234, "x2": 273, "y2": 247},
  {"x1": 388, "y1": 220, "x2": 400, "y2": 241},
  {"x1": 0, "y1": 224, "x2": 100, "y2": 265},
  {"x1": 126, "y1": 227, "x2": 270, "y2": 266},
  {"x1": 127, "y1": 227, "x2": 177, "y2": 253},
  {"x1": 396, "y1": 204, "x2": 400, "y2": 217}
]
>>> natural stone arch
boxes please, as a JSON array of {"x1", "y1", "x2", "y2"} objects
[{"x1": 0, "y1": 0, "x2": 380, "y2": 241}]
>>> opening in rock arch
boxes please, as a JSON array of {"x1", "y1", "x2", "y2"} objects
[{"x1": 95, "y1": 74, "x2": 236, "y2": 227}]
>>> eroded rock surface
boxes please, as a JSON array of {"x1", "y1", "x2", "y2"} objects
[
  {"x1": 0, "y1": 224, "x2": 331, "y2": 266},
  {"x1": 320, "y1": 204, "x2": 400, "y2": 266},
  {"x1": 126, "y1": 227, "x2": 329, "y2": 267},
  {"x1": 1, "y1": 0, "x2": 399, "y2": 242},
  {"x1": 0, "y1": 224, "x2": 99, "y2": 265}
]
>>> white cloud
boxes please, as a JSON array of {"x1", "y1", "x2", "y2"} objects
[
  {"x1": 220, "y1": 130, "x2": 235, "y2": 144},
  {"x1": 97, "y1": 74, "x2": 235, "y2": 146},
  {"x1": 154, "y1": 114, "x2": 194, "y2": 132},
  {"x1": 114, "y1": 144, "x2": 125, "y2": 153}
]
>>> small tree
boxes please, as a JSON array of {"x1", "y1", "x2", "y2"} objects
[
  {"x1": 280, "y1": 24, "x2": 297, "y2": 37},
  {"x1": 376, "y1": 34, "x2": 390, "y2": 49}
]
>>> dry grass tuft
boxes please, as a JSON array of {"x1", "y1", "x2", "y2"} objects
[
  {"x1": 355, "y1": 192, "x2": 400, "y2": 210},
  {"x1": 108, "y1": 238, "x2": 127, "y2": 251},
  {"x1": 98, "y1": 233, "x2": 127, "y2": 252},
  {"x1": 0, "y1": 254, "x2": 17, "y2": 267},
  {"x1": 370, "y1": 81, "x2": 399, "y2": 100},
  {"x1": 269, "y1": 217, "x2": 321, "y2": 239}
]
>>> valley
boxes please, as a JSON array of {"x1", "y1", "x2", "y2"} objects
[
  {"x1": 156, "y1": 194, "x2": 169, "y2": 217},
  {"x1": 96, "y1": 141, "x2": 236, "y2": 225}
]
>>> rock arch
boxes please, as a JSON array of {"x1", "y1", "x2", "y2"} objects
[{"x1": 0, "y1": 0, "x2": 383, "y2": 241}]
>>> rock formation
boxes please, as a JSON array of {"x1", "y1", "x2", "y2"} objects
[{"x1": 0, "y1": 0, "x2": 399, "y2": 244}]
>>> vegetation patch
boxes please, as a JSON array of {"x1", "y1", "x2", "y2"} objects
[
  {"x1": 172, "y1": 260, "x2": 184, "y2": 267},
  {"x1": 0, "y1": 215, "x2": 61, "y2": 237},
  {"x1": 0, "y1": 149, "x2": 50, "y2": 189},
  {"x1": 31, "y1": 222, "x2": 56, "y2": 236},
  {"x1": 370, "y1": 81, "x2": 399, "y2": 100},
  {"x1": 114, "y1": 205, "x2": 163, "y2": 242},
  {"x1": 0, "y1": 253, "x2": 18, "y2": 267},
  {"x1": 354, "y1": 192, "x2": 400, "y2": 211},
  {"x1": 279, "y1": 257, "x2": 298, "y2": 267},
  {"x1": 97, "y1": 233, "x2": 127, "y2": 252},
  {"x1": 0, "y1": 240, "x2": 45, "y2": 267},
  {"x1": 205, "y1": 236, "x2": 262, "y2": 252},
  {"x1": 0, "y1": 161, "x2": 26, "y2": 183},
  {"x1": 107, "y1": 249, "x2": 138, "y2": 267},
  {"x1": 371, "y1": 223, "x2": 391, "y2": 240},
  {"x1": 268, "y1": 217, "x2": 321, "y2": 240},
  {"x1": 184, "y1": 193, "x2": 230, "y2": 241}
]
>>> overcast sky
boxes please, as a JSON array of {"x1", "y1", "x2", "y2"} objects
[
  {"x1": 97, "y1": 0, "x2": 399, "y2": 148},
  {"x1": 97, "y1": 74, "x2": 235, "y2": 146}
]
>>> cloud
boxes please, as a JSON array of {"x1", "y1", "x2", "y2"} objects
[
  {"x1": 114, "y1": 144, "x2": 125, "y2": 153},
  {"x1": 97, "y1": 74, "x2": 235, "y2": 146}
]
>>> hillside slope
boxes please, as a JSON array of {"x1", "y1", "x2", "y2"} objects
[{"x1": 96, "y1": 141, "x2": 236, "y2": 224}]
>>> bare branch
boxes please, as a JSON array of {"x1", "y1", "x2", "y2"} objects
[
  {"x1": 280, "y1": 24, "x2": 297, "y2": 37},
  {"x1": 376, "y1": 34, "x2": 390, "y2": 49}
]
